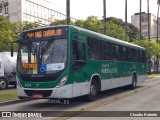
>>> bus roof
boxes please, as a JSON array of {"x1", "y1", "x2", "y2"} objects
[
  {"x1": 21, "y1": 25, "x2": 145, "y2": 51},
  {"x1": 69, "y1": 25, "x2": 145, "y2": 51}
]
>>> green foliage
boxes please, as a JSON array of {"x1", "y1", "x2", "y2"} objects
[
  {"x1": 133, "y1": 40, "x2": 160, "y2": 57},
  {"x1": 105, "y1": 21, "x2": 128, "y2": 41},
  {"x1": 49, "y1": 16, "x2": 139, "y2": 42},
  {"x1": 50, "y1": 19, "x2": 67, "y2": 26},
  {"x1": 11, "y1": 21, "x2": 40, "y2": 35},
  {"x1": 106, "y1": 17, "x2": 141, "y2": 42},
  {"x1": 50, "y1": 19, "x2": 74, "y2": 26},
  {"x1": 74, "y1": 20, "x2": 85, "y2": 28},
  {"x1": 0, "y1": 16, "x2": 40, "y2": 52},
  {"x1": 1, "y1": 15, "x2": 158, "y2": 57},
  {"x1": 0, "y1": 16, "x2": 18, "y2": 52},
  {"x1": 83, "y1": 16, "x2": 103, "y2": 33}
]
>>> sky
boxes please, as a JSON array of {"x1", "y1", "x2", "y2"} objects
[{"x1": 42, "y1": 0, "x2": 158, "y2": 23}]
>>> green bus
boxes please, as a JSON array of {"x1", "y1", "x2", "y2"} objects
[{"x1": 12, "y1": 25, "x2": 147, "y2": 101}]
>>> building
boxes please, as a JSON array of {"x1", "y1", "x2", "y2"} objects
[
  {"x1": 131, "y1": 12, "x2": 160, "y2": 40},
  {"x1": 0, "y1": 0, "x2": 76, "y2": 25}
]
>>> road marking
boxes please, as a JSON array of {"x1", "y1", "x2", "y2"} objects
[{"x1": 50, "y1": 83, "x2": 159, "y2": 120}]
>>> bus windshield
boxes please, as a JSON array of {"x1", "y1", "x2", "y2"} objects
[{"x1": 17, "y1": 38, "x2": 67, "y2": 74}]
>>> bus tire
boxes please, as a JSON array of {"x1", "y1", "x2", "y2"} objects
[
  {"x1": 86, "y1": 80, "x2": 98, "y2": 102},
  {"x1": 18, "y1": 96, "x2": 26, "y2": 99},
  {"x1": 128, "y1": 75, "x2": 137, "y2": 89},
  {"x1": 0, "y1": 78, "x2": 8, "y2": 90}
]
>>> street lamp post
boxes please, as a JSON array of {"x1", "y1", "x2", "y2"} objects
[
  {"x1": 103, "y1": 0, "x2": 106, "y2": 34},
  {"x1": 125, "y1": 0, "x2": 128, "y2": 41},
  {"x1": 147, "y1": 0, "x2": 150, "y2": 41},
  {"x1": 66, "y1": 0, "x2": 70, "y2": 25},
  {"x1": 156, "y1": 2, "x2": 160, "y2": 73},
  {"x1": 139, "y1": 0, "x2": 142, "y2": 41}
]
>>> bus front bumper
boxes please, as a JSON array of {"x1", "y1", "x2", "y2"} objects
[{"x1": 17, "y1": 84, "x2": 73, "y2": 99}]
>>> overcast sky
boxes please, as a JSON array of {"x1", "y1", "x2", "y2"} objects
[{"x1": 42, "y1": 0, "x2": 158, "y2": 23}]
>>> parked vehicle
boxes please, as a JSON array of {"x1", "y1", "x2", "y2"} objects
[{"x1": 0, "y1": 52, "x2": 17, "y2": 89}]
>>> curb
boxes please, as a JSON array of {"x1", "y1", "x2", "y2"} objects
[{"x1": 0, "y1": 98, "x2": 33, "y2": 106}]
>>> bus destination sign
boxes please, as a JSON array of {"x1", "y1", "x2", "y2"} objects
[{"x1": 26, "y1": 29, "x2": 62, "y2": 38}]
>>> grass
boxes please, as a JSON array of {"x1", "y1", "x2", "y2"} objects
[
  {"x1": 147, "y1": 74, "x2": 160, "y2": 79},
  {"x1": 0, "y1": 90, "x2": 18, "y2": 102}
]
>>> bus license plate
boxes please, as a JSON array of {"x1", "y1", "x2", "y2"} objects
[{"x1": 32, "y1": 94, "x2": 43, "y2": 98}]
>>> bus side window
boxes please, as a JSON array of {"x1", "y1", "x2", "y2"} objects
[
  {"x1": 111, "y1": 44, "x2": 120, "y2": 61},
  {"x1": 72, "y1": 40, "x2": 86, "y2": 62},
  {"x1": 132, "y1": 48, "x2": 136, "y2": 62},
  {"x1": 100, "y1": 40, "x2": 111, "y2": 60},
  {"x1": 121, "y1": 46, "x2": 128, "y2": 61},
  {"x1": 128, "y1": 47, "x2": 132, "y2": 62},
  {"x1": 88, "y1": 37, "x2": 100, "y2": 60},
  {"x1": 136, "y1": 50, "x2": 140, "y2": 62}
]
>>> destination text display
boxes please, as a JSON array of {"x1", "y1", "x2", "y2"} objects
[{"x1": 26, "y1": 29, "x2": 62, "y2": 38}]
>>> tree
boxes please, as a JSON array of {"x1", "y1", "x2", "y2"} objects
[
  {"x1": 106, "y1": 21, "x2": 128, "y2": 41},
  {"x1": 134, "y1": 40, "x2": 160, "y2": 73},
  {"x1": 50, "y1": 19, "x2": 74, "y2": 26},
  {"x1": 49, "y1": 16, "x2": 139, "y2": 42},
  {"x1": 0, "y1": 16, "x2": 18, "y2": 52},
  {"x1": 50, "y1": 19, "x2": 67, "y2": 26},
  {"x1": 11, "y1": 21, "x2": 40, "y2": 34},
  {"x1": 83, "y1": 16, "x2": 103, "y2": 33},
  {"x1": 134, "y1": 40, "x2": 160, "y2": 57},
  {"x1": 74, "y1": 20, "x2": 85, "y2": 28},
  {"x1": 106, "y1": 17, "x2": 140, "y2": 41}
]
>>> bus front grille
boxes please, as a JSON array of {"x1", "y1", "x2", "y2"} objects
[{"x1": 24, "y1": 90, "x2": 52, "y2": 97}]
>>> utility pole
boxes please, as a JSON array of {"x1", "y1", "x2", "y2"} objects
[
  {"x1": 139, "y1": 0, "x2": 142, "y2": 41},
  {"x1": 66, "y1": 0, "x2": 70, "y2": 25},
  {"x1": 156, "y1": 4, "x2": 159, "y2": 73},
  {"x1": 125, "y1": 0, "x2": 128, "y2": 41},
  {"x1": 157, "y1": 5, "x2": 159, "y2": 44},
  {"x1": 147, "y1": 0, "x2": 150, "y2": 41},
  {"x1": 147, "y1": 0, "x2": 151, "y2": 74},
  {"x1": 103, "y1": 0, "x2": 106, "y2": 34}
]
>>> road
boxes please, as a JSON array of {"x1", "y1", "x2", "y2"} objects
[
  {"x1": 0, "y1": 86, "x2": 16, "y2": 92},
  {"x1": 0, "y1": 77, "x2": 160, "y2": 120}
]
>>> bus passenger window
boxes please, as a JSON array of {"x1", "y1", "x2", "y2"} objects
[
  {"x1": 88, "y1": 37, "x2": 100, "y2": 60},
  {"x1": 122, "y1": 46, "x2": 128, "y2": 61},
  {"x1": 72, "y1": 41, "x2": 86, "y2": 62},
  {"x1": 111, "y1": 44, "x2": 120, "y2": 61},
  {"x1": 100, "y1": 40, "x2": 111, "y2": 60}
]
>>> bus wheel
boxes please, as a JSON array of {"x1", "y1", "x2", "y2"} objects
[
  {"x1": 0, "y1": 78, "x2": 8, "y2": 90},
  {"x1": 129, "y1": 75, "x2": 137, "y2": 89},
  {"x1": 86, "y1": 80, "x2": 97, "y2": 102}
]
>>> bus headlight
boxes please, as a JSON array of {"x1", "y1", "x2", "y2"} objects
[{"x1": 56, "y1": 75, "x2": 68, "y2": 88}]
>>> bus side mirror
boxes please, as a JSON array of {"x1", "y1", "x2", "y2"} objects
[
  {"x1": 10, "y1": 39, "x2": 20, "y2": 57},
  {"x1": 11, "y1": 43, "x2": 14, "y2": 57}
]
